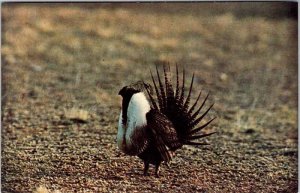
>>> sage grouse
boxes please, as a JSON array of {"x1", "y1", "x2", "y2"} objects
[{"x1": 117, "y1": 64, "x2": 216, "y2": 177}]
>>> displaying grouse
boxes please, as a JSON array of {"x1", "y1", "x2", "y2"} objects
[{"x1": 117, "y1": 64, "x2": 216, "y2": 177}]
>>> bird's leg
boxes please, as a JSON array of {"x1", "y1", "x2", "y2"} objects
[
  {"x1": 155, "y1": 162, "x2": 161, "y2": 178},
  {"x1": 143, "y1": 161, "x2": 150, "y2": 176}
]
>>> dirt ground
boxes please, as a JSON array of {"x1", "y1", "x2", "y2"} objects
[{"x1": 1, "y1": 3, "x2": 298, "y2": 193}]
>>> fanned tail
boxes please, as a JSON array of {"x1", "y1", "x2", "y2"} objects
[{"x1": 144, "y1": 63, "x2": 216, "y2": 148}]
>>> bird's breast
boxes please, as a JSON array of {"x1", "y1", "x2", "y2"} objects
[{"x1": 117, "y1": 92, "x2": 151, "y2": 155}]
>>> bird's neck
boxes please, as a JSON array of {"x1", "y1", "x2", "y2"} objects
[
  {"x1": 121, "y1": 94, "x2": 132, "y2": 126},
  {"x1": 117, "y1": 92, "x2": 151, "y2": 154}
]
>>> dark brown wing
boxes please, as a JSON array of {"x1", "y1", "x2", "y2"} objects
[{"x1": 146, "y1": 109, "x2": 182, "y2": 161}]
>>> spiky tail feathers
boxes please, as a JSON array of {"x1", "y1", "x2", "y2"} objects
[{"x1": 144, "y1": 63, "x2": 216, "y2": 147}]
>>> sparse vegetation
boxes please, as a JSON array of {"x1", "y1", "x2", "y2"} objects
[{"x1": 2, "y1": 3, "x2": 297, "y2": 192}]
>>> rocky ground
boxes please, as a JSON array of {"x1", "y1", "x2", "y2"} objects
[{"x1": 2, "y1": 3, "x2": 298, "y2": 193}]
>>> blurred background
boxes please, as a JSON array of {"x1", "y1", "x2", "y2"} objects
[{"x1": 2, "y1": 2, "x2": 297, "y2": 192}]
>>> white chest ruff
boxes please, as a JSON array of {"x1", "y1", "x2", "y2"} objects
[{"x1": 117, "y1": 92, "x2": 151, "y2": 154}]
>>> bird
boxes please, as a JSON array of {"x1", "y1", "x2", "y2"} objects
[{"x1": 117, "y1": 63, "x2": 216, "y2": 177}]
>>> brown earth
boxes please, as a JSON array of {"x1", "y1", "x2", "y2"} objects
[{"x1": 1, "y1": 3, "x2": 298, "y2": 193}]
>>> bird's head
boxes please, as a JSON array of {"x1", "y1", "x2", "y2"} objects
[
  {"x1": 118, "y1": 81, "x2": 153, "y2": 98},
  {"x1": 118, "y1": 86, "x2": 140, "y2": 98}
]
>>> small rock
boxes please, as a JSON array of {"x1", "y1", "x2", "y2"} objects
[
  {"x1": 31, "y1": 64, "x2": 43, "y2": 72},
  {"x1": 64, "y1": 108, "x2": 89, "y2": 123},
  {"x1": 220, "y1": 73, "x2": 228, "y2": 81}
]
